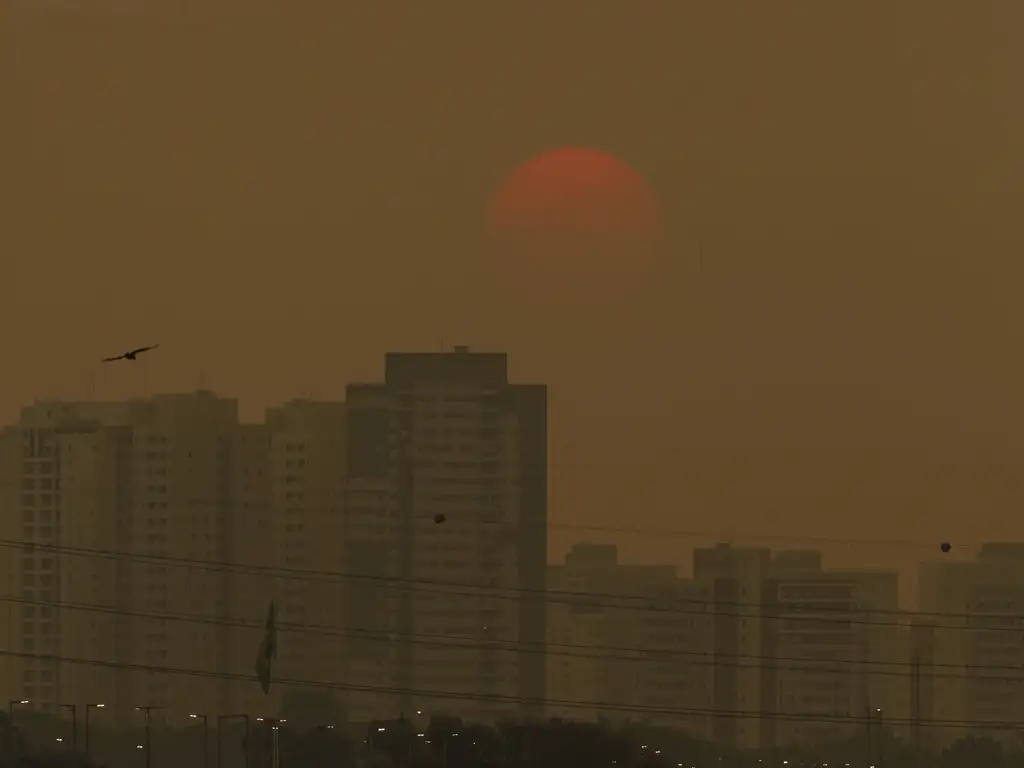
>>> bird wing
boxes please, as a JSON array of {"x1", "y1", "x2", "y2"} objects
[
  {"x1": 101, "y1": 355, "x2": 124, "y2": 362},
  {"x1": 130, "y1": 344, "x2": 159, "y2": 355}
]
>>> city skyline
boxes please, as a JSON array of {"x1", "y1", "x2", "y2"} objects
[
  {"x1": 0, "y1": 364, "x2": 1016, "y2": 598},
  {"x1": 6, "y1": 1, "x2": 1024, "y2": 592},
  {"x1": 4, "y1": 1, "x2": 1022, "y2": 764},
  {"x1": 0, "y1": 349, "x2": 552, "y2": 729}
]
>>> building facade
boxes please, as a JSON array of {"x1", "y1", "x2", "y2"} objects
[
  {"x1": 0, "y1": 394, "x2": 271, "y2": 727},
  {"x1": 694, "y1": 544, "x2": 902, "y2": 752},
  {"x1": 342, "y1": 348, "x2": 547, "y2": 723},
  {"x1": 547, "y1": 543, "x2": 714, "y2": 738},
  {"x1": 262, "y1": 400, "x2": 347, "y2": 715},
  {"x1": 916, "y1": 543, "x2": 1024, "y2": 752}
]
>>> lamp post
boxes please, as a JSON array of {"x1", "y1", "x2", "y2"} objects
[
  {"x1": 84, "y1": 703, "x2": 104, "y2": 761},
  {"x1": 216, "y1": 714, "x2": 250, "y2": 768},
  {"x1": 7, "y1": 699, "x2": 29, "y2": 724},
  {"x1": 876, "y1": 707, "x2": 885, "y2": 767},
  {"x1": 58, "y1": 704, "x2": 77, "y2": 754},
  {"x1": 256, "y1": 718, "x2": 286, "y2": 768},
  {"x1": 190, "y1": 713, "x2": 210, "y2": 768},
  {"x1": 135, "y1": 706, "x2": 163, "y2": 768}
]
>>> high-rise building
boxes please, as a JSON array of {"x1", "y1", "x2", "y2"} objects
[
  {"x1": 916, "y1": 543, "x2": 1024, "y2": 751},
  {"x1": 547, "y1": 543, "x2": 714, "y2": 738},
  {"x1": 225, "y1": 421, "x2": 276, "y2": 720},
  {"x1": 632, "y1": 575, "x2": 715, "y2": 737},
  {"x1": 262, "y1": 400, "x2": 347, "y2": 712},
  {"x1": 0, "y1": 400, "x2": 134, "y2": 720},
  {"x1": 343, "y1": 348, "x2": 547, "y2": 723},
  {"x1": 0, "y1": 393, "x2": 269, "y2": 726},
  {"x1": 119, "y1": 392, "x2": 243, "y2": 724},
  {"x1": 693, "y1": 543, "x2": 772, "y2": 750},
  {"x1": 547, "y1": 544, "x2": 675, "y2": 723},
  {"x1": 760, "y1": 552, "x2": 900, "y2": 750},
  {"x1": 695, "y1": 544, "x2": 901, "y2": 752}
]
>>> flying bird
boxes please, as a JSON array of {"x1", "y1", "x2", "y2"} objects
[{"x1": 102, "y1": 344, "x2": 159, "y2": 362}]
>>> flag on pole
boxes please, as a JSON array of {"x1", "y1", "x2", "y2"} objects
[{"x1": 255, "y1": 600, "x2": 277, "y2": 695}]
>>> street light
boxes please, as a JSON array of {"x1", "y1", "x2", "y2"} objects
[
  {"x1": 135, "y1": 706, "x2": 164, "y2": 768},
  {"x1": 216, "y1": 714, "x2": 250, "y2": 768},
  {"x1": 58, "y1": 703, "x2": 77, "y2": 754},
  {"x1": 84, "y1": 704, "x2": 105, "y2": 760},
  {"x1": 7, "y1": 699, "x2": 29, "y2": 724},
  {"x1": 256, "y1": 718, "x2": 285, "y2": 768},
  {"x1": 190, "y1": 713, "x2": 210, "y2": 768}
]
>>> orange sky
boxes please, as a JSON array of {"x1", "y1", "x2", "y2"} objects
[{"x1": 3, "y1": 1, "x2": 1022, "y2": 604}]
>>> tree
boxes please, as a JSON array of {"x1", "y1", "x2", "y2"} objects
[
  {"x1": 1, "y1": 711, "x2": 29, "y2": 765},
  {"x1": 942, "y1": 735, "x2": 1005, "y2": 766},
  {"x1": 287, "y1": 725, "x2": 354, "y2": 768},
  {"x1": 279, "y1": 689, "x2": 348, "y2": 731}
]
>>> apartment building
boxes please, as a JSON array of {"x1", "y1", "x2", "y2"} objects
[
  {"x1": 693, "y1": 543, "x2": 772, "y2": 750},
  {"x1": 546, "y1": 543, "x2": 714, "y2": 737},
  {"x1": 0, "y1": 400, "x2": 133, "y2": 721},
  {"x1": 343, "y1": 348, "x2": 547, "y2": 723},
  {"x1": 916, "y1": 543, "x2": 1024, "y2": 751},
  {"x1": 695, "y1": 544, "x2": 901, "y2": 752},
  {"x1": 761, "y1": 552, "x2": 900, "y2": 749},
  {"x1": 548, "y1": 536, "x2": 716, "y2": 737},
  {"x1": 223, "y1": 421, "x2": 275, "y2": 720},
  {"x1": 634, "y1": 576, "x2": 715, "y2": 736},
  {"x1": 0, "y1": 393, "x2": 274, "y2": 727},
  {"x1": 0, "y1": 425, "x2": 25, "y2": 710},
  {"x1": 547, "y1": 544, "x2": 674, "y2": 723},
  {"x1": 262, "y1": 400, "x2": 346, "y2": 711},
  {"x1": 121, "y1": 392, "x2": 244, "y2": 723}
]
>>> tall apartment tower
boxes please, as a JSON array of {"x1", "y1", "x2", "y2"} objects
[
  {"x1": 0, "y1": 393, "x2": 259, "y2": 726},
  {"x1": 694, "y1": 543, "x2": 772, "y2": 751},
  {"x1": 547, "y1": 543, "x2": 714, "y2": 738},
  {"x1": 917, "y1": 543, "x2": 1024, "y2": 752},
  {"x1": 263, "y1": 400, "x2": 347, "y2": 710},
  {"x1": 695, "y1": 544, "x2": 901, "y2": 753},
  {"x1": 0, "y1": 400, "x2": 135, "y2": 720},
  {"x1": 343, "y1": 348, "x2": 547, "y2": 723}
]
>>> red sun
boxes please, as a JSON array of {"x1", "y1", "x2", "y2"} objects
[
  {"x1": 485, "y1": 148, "x2": 663, "y2": 302},
  {"x1": 487, "y1": 147, "x2": 662, "y2": 240}
]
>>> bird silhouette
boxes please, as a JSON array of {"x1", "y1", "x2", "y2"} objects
[{"x1": 102, "y1": 344, "x2": 159, "y2": 362}]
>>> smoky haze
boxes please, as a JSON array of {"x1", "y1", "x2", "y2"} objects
[{"x1": 2, "y1": 5, "x2": 1024, "y2": 751}]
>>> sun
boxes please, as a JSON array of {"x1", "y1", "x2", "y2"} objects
[
  {"x1": 486, "y1": 148, "x2": 663, "y2": 300},
  {"x1": 487, "y1": 147, "x2": 662, "y2": 240}
]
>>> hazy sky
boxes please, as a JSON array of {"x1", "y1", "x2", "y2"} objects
[{"x1": 3, "y1": 1, "x2": 1021, "y2": 599}]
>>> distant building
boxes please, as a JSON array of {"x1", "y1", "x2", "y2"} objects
[
  {"x1": 547, "y1": 543, "x2": 714, "y2": 740},
  {"x1": 693, "y1": 543, "x2": 772, "y2": 750},
  {"x1": 0, "y1": 393, "x2": 271, "y2": 726},
  {"x1": 263, "y1": 400, "x2": 347, "y2": 712},
  {"x1": 916, "y1": 543, "x2": 1024, "y2": 751},
  {"x1": 343, "y1": 347, "x2": 547, "y2": 723},
  {"x1": 695, "y1": 544, "x2": 901, "y2": 752}
]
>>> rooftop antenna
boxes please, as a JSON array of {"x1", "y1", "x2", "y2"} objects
[{"x1": 86, "y1": 368, "x2": 96, "y2": 401}]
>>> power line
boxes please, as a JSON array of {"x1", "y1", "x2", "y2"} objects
[
  {"x1": 1, "y1": 536, "x2": 1019, "y2": 633},
  {"x1": 0, "y1": 646, "x2": 1019, "y2": 732},
  {"x1": 0, "y1": 483, "x2": 974, "y2": 550},
  {"x1": 0, "y1": 592, "x2": 1019, "y2": 680}
]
